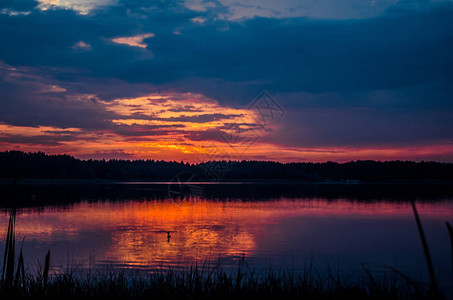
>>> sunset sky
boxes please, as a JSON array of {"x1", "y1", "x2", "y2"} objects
[{"x1": 0, "y1": 0, "x2": 452, "y2": 162}]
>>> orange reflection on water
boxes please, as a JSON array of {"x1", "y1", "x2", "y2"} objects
[{"x1": 1, "y1": 199, "x2": 452, "y2": 269}]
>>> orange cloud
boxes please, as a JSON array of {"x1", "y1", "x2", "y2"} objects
[
  {"x1": 112, "y1": 33, "x2": 155, "y2": 48},
  {"x1": 1, "y1": 91, "x2": 453, "y2": 162}
]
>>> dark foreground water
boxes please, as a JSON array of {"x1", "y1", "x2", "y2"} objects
[{"x1": 0, "y1": 182, "x2": 453, "y2": 291}]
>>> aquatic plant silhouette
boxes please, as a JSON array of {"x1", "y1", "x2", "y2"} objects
[
  {"x1": 446, "y1": 221, "x2": 453, "y2": 287},
  {"x1": 411, "y1": 200, "x2": 438, "y2": 293},
  {"x1": 1, "y1": 178, "x2": 50, "y2": 293},
  {"x1": 1, "y1": 178, "x2": 18, "y2": 288}
]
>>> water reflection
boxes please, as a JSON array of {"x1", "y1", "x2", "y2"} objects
[
  {"x1": 0, "y1": 199, "x2": 453, "y2": 268},
  {"x1": 1, "y1": 197, "x2": 452, "y2": 276}
]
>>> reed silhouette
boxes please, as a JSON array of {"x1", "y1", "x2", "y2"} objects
[
  {"x1": 410, "y1": 200, "x2": 441, "y2": 298},
  {"x1": 446, "y1": 221, "x2": 453, "y2": 286},
  {"x1": 1, "y1": 178, "x2": 51, "y2": 296}
]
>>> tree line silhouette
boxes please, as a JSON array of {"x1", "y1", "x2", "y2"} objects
[{"x1": 1, "y1": 151, "x2": 453, "y2": 182}]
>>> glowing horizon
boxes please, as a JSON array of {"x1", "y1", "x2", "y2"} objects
[{"x1": 1, "y1": 89, "x2": 452, "y2": 163}]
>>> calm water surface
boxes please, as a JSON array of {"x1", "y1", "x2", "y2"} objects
[{"x1": 1, "y1": 183, "x2": 453, "y2": 289}]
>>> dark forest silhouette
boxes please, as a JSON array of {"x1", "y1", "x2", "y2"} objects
[{"x1": 1, "y1": 151, "x2": 453, "y2": 181}]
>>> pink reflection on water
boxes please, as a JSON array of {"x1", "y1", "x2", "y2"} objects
[{"x1": 0, "y1": 199, "x2": 452, "y2": 270}]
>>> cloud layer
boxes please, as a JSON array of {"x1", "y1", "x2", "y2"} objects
[{"x1": 0, "y1": 0, "x2": 452, "y2": 161}]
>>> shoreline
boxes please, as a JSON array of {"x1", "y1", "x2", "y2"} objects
[{"x1": 1, "y1": 178, "x2": 453, "y2": 186}]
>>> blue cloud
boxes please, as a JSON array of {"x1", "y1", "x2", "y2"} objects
[{"x1": 1, "y1": 1, "x2": 451, "y2": 98}]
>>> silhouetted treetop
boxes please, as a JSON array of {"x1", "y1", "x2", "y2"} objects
[{"x1": 0, "y1": 151, "x2": 452, "y2": 182}]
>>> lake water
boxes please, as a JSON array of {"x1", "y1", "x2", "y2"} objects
[{"x1": 1, "y1": 182, "x2": 453, "y2": 290}]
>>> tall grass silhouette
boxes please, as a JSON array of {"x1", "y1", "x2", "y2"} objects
[
  {"x1": 1, "y1": 178, "x2": 50, "y2": 295},
  {"x1": 411, "y1": 200, "x2": 438, "y2": 294},
  {"x1": 1, "y1": 178, "x2": 19, "y2": 288},
  {"x1": 446, "y1": 221, "x2": 453, "y2": 288}
]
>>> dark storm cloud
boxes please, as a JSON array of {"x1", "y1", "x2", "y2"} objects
[
  {"x1": 263, "y1": 107, "x2": 453, "y2": 148},
  {"x1": 183, "y1": 129, "x2": 226, "y2": 142},
  {"x1": 0, "y1": 63, "x2": 111, "y2": 129},
  {"x1": 112, "y1": 124, "x2": 186, "y2": 138},
  {"x1": 0, "y1": 0, "x2": 451, "y2": 103},
  {"x1": 167, "y1": 105, "x2": 203, "y2": 113},
  {"x1": 0, "y1": 133, "x2": 76, "y2": 146}
]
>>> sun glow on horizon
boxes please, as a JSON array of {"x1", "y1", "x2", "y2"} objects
[{"x1": 0, "y1": 88, "x2": 452, "y2": 162}]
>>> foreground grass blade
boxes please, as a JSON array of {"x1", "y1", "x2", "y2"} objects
[
  {"x1": 43, "y1": 250, "x2": 50, "y2": 286},
  {"x1": 446, "y1": 221, "x2": 453, "y2": 285},
  {"x1": 378, "y1": 263, "x2": 421, "y2": 294},
  {"x1": 411, "y1": 200, "x2": 438, "y2": 293},
  {"x1": 2, "y1": 217, "x2": 12, "y2": 281},
  {"x1": 2, "y1": 175, "x2": 18, "y2": 285},
  {"x1": 3, "y1": 215, "x2": 16, "y2": 286},
  {"x1": 361, "y1": 262, "x2": 378, "y2": 293},
  {"x1": 14, "y1": 247, "x2": 25, "y2": 287}
]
